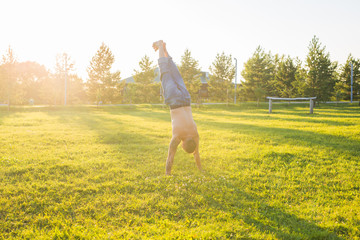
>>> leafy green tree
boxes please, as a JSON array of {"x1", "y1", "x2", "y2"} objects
[
  {"x1": 0, "y1": 46, "x2": 17, "y2": 107},
  {"x1": 124, "y1": 83, "x2": 137, "y2": 104},
  {"x1": 0, "y1": 66, "x2": 4, "y2": 102},
  {"x1": 133, "y1": 55, "x2": 160, "y2": 103},
  {"x1": 208, "y1": 52, "x2": 235, "y2": 102},
  {"x1": 38, "y1": 73, "x2": 58, "y2": 105},
  {"x1": 14, "y1": 61, "x2": 49, "y2": 104},
  {"x1": 305, "y1": 36, "x2": 337, "y2": 102},
  {"x1": 339, "y1": 54, "x2": 360, "y2": 101},
  {"x1": 0, "y1": 59, "x2": 51, "y2": 105},
  {"x1": 67, "y1": 74, "x2": 87, "y2": 104},
  {"x1": 178, "y1": 49, "x2": 201, "y2": 102},
  {"x1": 87, "y1": 43, "x2": 121, "y2": 104},
  {"x1": 241, "y1": 46, "x2": 274, "y2": 101}
]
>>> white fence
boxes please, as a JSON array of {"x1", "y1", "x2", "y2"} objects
[{"x1": 266, "y1": 97, "x2": 317, "y2": 114}]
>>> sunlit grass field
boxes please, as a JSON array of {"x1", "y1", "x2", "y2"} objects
[{"x1": 0, "y1": 103, "x2": 359, "y2": 239}]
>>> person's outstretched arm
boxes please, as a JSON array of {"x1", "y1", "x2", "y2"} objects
[
  {"x1": 166, "y1": 137, "x2": 180, "y2": 175},
  {"x1": 193, "y1": 137, "x2": 202, "y2": 171}
]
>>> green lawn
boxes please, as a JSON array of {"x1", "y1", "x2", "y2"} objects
[{"x1": 0, "y1": 103, "x2": 359, "y2": 239}]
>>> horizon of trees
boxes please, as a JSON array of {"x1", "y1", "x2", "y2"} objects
[{"x1": 0, "y1": 36, "x2": 359, "y2": 106}]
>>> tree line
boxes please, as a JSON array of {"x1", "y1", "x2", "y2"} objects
[
  {"x1": 241, "y1": 36, "x2": 360, "y2": 104},
  {"x1": 0, "y1": 36, "x2": 359, "y2": 106}
]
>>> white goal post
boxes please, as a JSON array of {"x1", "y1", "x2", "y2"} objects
[{"x1": 266, "y1": 97, "x2": 317, "y2": 114}]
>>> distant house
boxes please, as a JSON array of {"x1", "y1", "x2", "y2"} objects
[
  {"x1": 195, "y1": 71, "x2": 210, "y2": 98},
  {"x1": 122, "y1": 68, "x2": 160, "y2": 84}
]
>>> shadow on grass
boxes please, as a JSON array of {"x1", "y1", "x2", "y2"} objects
[
  {"x1": 46, "y1": 108, "x2": 166, "y2": 143},
  {"x1": 0, "y1": 109, "x2": 16, "y2": 125},
  {"x1": 271, "y1": 104, "x2": 360, "y2": 119},
  {"x1": 153, "y1": 172, "x2": 343, "y2": 239},
  {"x1": 200, "y1": 120, "x2": 359, "y2": 158},
  {"x1": 199, "y1": 110, "x2": 357, "y2": 127},
  {"x1": 108, "y1": 106, "x2": 360, "y2": 159},
  {"x1": 242, "y1": 204, "x2": 342, "y2": 239},
  {"x1": 16, "y1": 106, "x2": 349, "y2": 238},
  {"x1": 43, "y1": 108, "x2": 170, "y2": 174},
  {"x1": 204, "y1": 175, "x2": 343, "y2": 239}
]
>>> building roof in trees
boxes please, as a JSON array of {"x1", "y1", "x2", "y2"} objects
[
  {"x1": 122, "y1": 68, "x2": 209, "y2": 84},
  {"x1": 123, "y1": 76, "x2": 135, "y2": 83},
  {"x1": 153, "y1": 68, "x2": 160, "y2": 83}
]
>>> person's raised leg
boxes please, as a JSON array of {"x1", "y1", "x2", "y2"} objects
[
  {"x1": 161, "y1": 42, "x2": 190, "y2": 99},
  {"x1": 153, "y1": 40, "x2": 180, "y2": 106},
  {"x1": 161, "y1": 42, "x2": 191, "y2": 104},
  {"x1": 163, "y1": 43, "x2": 184, "y2": 85}
]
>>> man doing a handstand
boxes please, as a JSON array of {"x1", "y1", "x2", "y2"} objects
[{"x1": 153, "y1": 40, "x2": 202, "y2": 175}]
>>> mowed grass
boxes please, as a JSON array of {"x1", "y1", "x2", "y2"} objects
[{"x1": 0, "y1": 103, "x2": 359, "y2": 239}]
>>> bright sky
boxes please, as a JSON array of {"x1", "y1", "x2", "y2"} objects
[{"x1": 1, "y1": 0, "x2": 359, "y2": 82}]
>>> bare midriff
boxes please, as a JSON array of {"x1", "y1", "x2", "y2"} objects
[{"x1": 170, "y1": 106, "x2": 198, "y2": 140}]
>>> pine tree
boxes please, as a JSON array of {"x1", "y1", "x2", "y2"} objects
[
  {"x1": 134, "y1": 55, "x2": 154, "y2": 85},
  {"x1": 208, "y1": 52, "x2": 235, "y2": 102},
  {"x1": 292, "y1": 58, "x2": 307, "y2": 97},
  {"x1": 87, "y1": 43, "x2": 121, "y2": 104},
  {"x1": 273, "y1": 55, "x2": 298, "y2": 98},
  {"x1": 133, "y1": 55, "x2": 159, "y2": 103},
  {"x1": 241, "y1": 46, "x2": 274, "y2": 101},
  {"x1": 305, "y1": 36, "x2": 337, "y2": 102},
  {"x1": 178, "y1": 49, "x2": 201, "y2": 102},
  {"x1": 339, "y1": 54, "x2": 360, "y2": 101}
]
